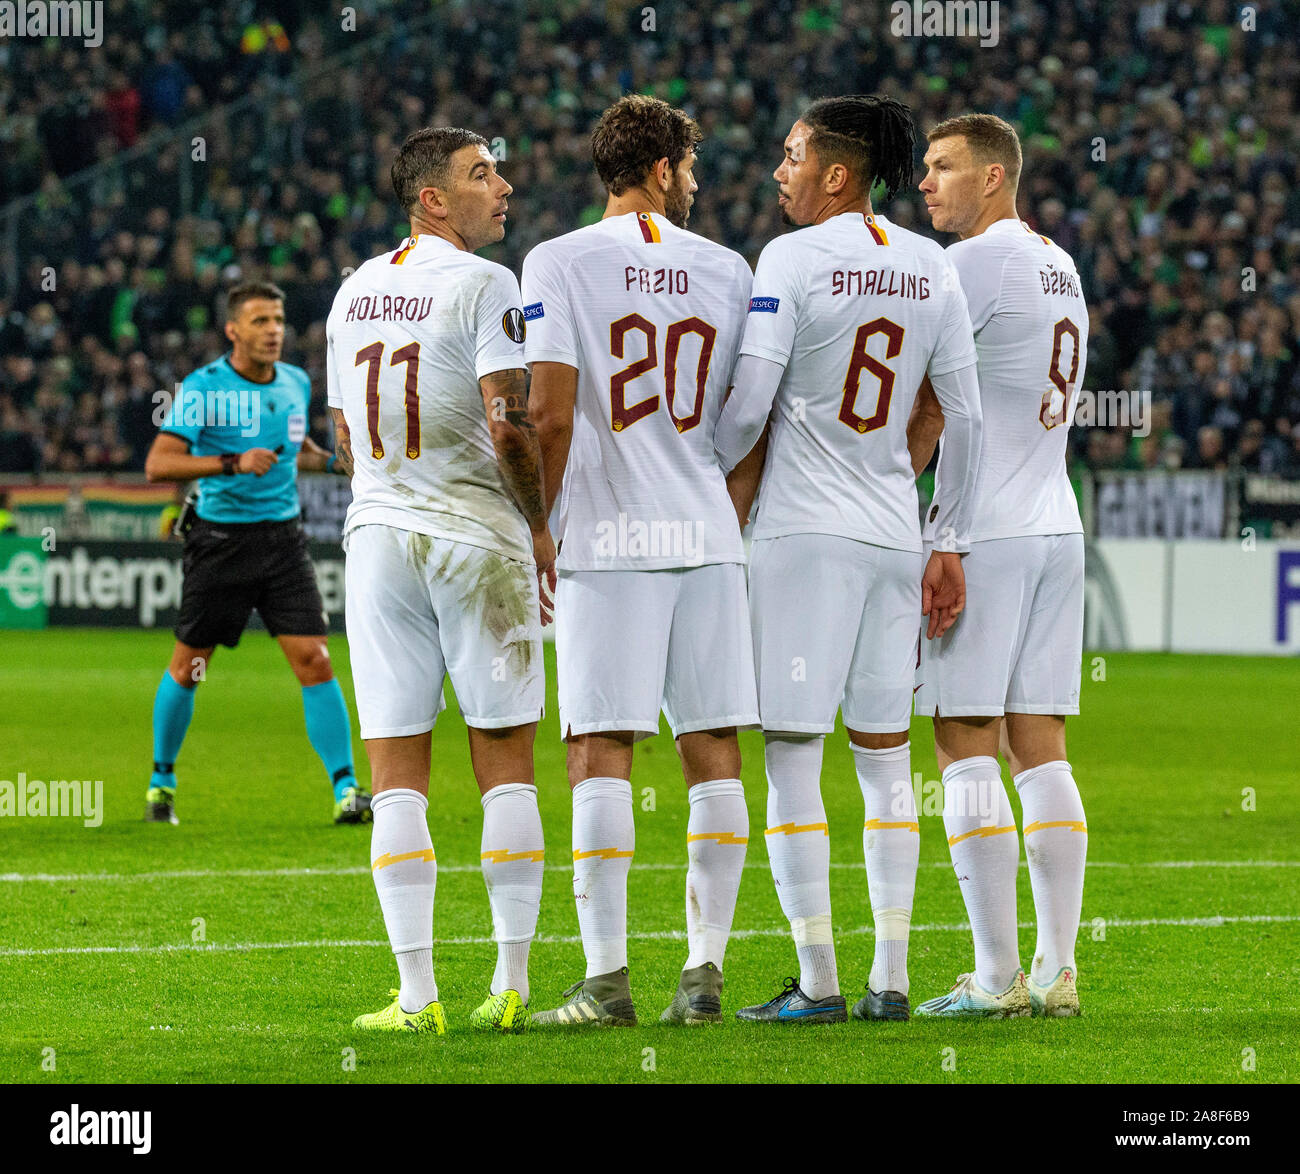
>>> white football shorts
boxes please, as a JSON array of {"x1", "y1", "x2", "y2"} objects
[
  {"x1": 344, "y1": 523, "x2": 543, "y2": 738},
  {"x1": 749, "y1": 533, "x2": 922, "y2": 734},
  {"x1": 915, "y1": 532, "x2": 1083, "y2": 717},
  {"x1": 555, "y1": 562, "x2": 758, "y2": 741}
]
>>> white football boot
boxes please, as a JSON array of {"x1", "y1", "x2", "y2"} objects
[
  {"x1": 915, "y1": 969, "x2": 1032, "y2": 1018},
  {"x1": 1028, "y1": 966, "x2": 1080, "y2": 1017}
]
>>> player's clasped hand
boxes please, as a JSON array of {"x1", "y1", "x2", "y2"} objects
[
  {"x1": 238, "y1": 447, "x2": 279, "y2": 476},
  {"x1": 533, "y1": 528, "x2": 558, "y2": 626},
  {"x1": 922, "y1": 550, "x2": 966, "y2": 639}
]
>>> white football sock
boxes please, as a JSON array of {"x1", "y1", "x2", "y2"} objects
[
  {"x1": 942, "y1": 756, "x2": 1021, "y2": 993},
  {"x1": 370, "y1": 788, "x2": 438, "y2": 1012},
  {"x1": 1014, "y1": 759, "x2": 1087, "y2": 984},
  {"x1": 571, "y1": 777, "x2": 634, "y2": 978},
  {"x1": 853, "y1": 742, "x2": 919, "y2": 995},
  {"x1": 764, "y1": 735, "x2": 837, "y2": 1000},
  {"x1": 480, "y1": 782, "x2": 545, "y2": 1004},
  {"x1": 684, "y1": 778, "x2": 749, "y2": 971}
]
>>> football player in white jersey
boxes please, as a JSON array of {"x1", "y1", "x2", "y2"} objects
[
  {"x1": 910, "y1": 114, "x2": 1089, "y2": 1019},
  {"x1": 327, "y1": 127, "x2": 556, "y2": 1035},
  {"x1": 523, "y1": 95, "x2": 759, "y2": 1027},
  {"x1": 716, "y1": 96, "x2": 983, "y2": 1024}
]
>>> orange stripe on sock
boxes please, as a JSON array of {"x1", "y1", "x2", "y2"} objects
[
  {"x1": 480, "y1": 848, "x2": 546, "y2": 863},
  {"x1": 686, "y1": 831, "x2": 749, "y2": 846},
  {"x1": 947, "y1": 824, "x2": 1017, "y2": 847},
  {"x1": 765, "y1": 821, "x2": 829, "y2": 837},
  {"x1": 864, "y1": 819, "x2": 920, "y2": 833},
  {"x1": 572, "y1": 847, "x2": 634, "y2": 861},
  {"x1": 1023, "y1": 820, "x2": 1087, "y2": 835},
  {"x1": 371, "y1": 848, "x2": 435, "y2": 871}
]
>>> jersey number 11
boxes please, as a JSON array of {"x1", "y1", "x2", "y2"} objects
[{"x1": 356, "y1": 340, "x2": 421, "y2": 460}]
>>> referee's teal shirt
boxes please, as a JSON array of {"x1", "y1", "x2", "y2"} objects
[{"x1": 160, "y1": 354, "x2": 311, "y2": 523}]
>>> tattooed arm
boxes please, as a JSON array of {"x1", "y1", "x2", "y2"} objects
[
  {"x1": 526, "y1": 361, "x2": 578, "y2": 516},
  {"x1": 480, "y1": 368, "x2": 548, "y2": 530},
  {"x1": 327, "y1": 408, "x2": 355, "y2": 478},
  {"x1": 480, "y1": 367, "x2": 557, "y2": 621}
]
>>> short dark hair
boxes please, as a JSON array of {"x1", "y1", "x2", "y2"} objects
[
  {"x1": 801, "y1": 95, "x2": 916, "y2": 202},
  {"x1": 226, "y1": 281, "x2": 285, "y2": 320},
  {"x1": 927, "y1": 113, "x2": 1023, "y2": 190},
  {"x1": 391, "y1": 126, "x2": 490, "y2": 215},
  {"x1": 592, "y1": 95, "x2": 703, "y2": 196}
]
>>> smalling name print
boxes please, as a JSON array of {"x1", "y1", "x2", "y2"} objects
[{"x1": 831, "y1": 269, "x2": 931, "y2": 300}]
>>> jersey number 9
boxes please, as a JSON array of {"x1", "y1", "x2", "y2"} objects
[{"x1": 1040, "y1": 317, "x2": 1080, "y2": 430}]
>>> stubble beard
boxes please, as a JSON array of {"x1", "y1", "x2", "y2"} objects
[
  {"x1": 935, "y1": 191, "x2": 979, "y2": 237},
  {"x1": 665, "y1": 180, "x2": 692, "y2": 229}
]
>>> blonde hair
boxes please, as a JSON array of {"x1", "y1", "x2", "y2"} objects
[{"x1": 927, "y1": 113, "x2": 1022, "y2": 190}]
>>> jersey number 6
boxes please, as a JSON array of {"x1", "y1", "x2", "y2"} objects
[
  {"x1": 356, "y1": 340, "x2": 421, "y2": 460},
  {"x1": 609, "y1": 313, "x2": 718, "y2": 433},
  {"x1": 839, "y1": 317, "x2": 904, "y2": 434}
]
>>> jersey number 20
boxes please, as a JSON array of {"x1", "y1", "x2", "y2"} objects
[{"x1": 608, "y1": 313, "x2": 717, "y2": 433}]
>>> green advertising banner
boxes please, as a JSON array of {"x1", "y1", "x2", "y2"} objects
[
  {"x1": 4, "y1": 484, "x2": 175, "y2": 541},
  {"x1": 0, "y1": 536, "x2": 48, "y2": 629},
  {"x1": 82, "y1": 485, "x2": 176, "y2": 540}
]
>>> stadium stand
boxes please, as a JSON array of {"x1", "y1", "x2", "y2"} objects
[{"x1": 0, "y1": 0, "x2": 1297, "y2": 476}]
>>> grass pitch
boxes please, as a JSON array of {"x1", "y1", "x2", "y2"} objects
[{"x1": 1, "y1": 630, "x2": 1297, "y2": 1083}]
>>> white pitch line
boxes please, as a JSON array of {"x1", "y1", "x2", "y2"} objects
[
  {"x1": 3, "y1": 913, "x2": 1297, "y2": 959},
  {"x1": 2, "y1": 860, "x2": 1298, "y2": 884}
]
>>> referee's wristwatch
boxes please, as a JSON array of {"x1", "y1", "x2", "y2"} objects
[{"x1": 220, "y1": 453, "x2": 239, "y2": 476}]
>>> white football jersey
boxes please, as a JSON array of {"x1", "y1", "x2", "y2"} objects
[
  {"x1": 326, "y1": 234, "x2": 533, "y2": 563},
  {"x1": 927, "y1": 218, "x2": 1089, "y2": 543},
  {"x1": 521, "y1": 212, "x2": 752, "y2": 571},
  {"x1": 740, "y1": 212, "x2": 977, "y2": 552}
]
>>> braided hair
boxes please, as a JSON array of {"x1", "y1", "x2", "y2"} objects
[{"x1": 800, "y1": 94, "x2": 916, "y2": 202}]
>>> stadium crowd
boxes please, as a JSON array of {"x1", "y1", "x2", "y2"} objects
[{"x1": 1, "y1": 0, "x2": 1298, "y2": 478}]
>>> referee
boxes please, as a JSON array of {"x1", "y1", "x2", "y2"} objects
[{"x1": 143, "y1": 280, "x2": 369, "y2": 825}]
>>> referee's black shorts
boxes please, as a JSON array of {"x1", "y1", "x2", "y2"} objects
[{"x1": 175, "y1": 516, "x2": 327, "y2": 648}]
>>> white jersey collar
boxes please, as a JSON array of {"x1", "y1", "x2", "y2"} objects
[
  {"x1": 393, "y1": 233, "x2": 461, "y2": 260},
  {"x1": 982, "y1": 217, "x2": 1036, "y2": 239},
  {"x1": 826, "y1": 211, "x2": 892, "y2": 229}
]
